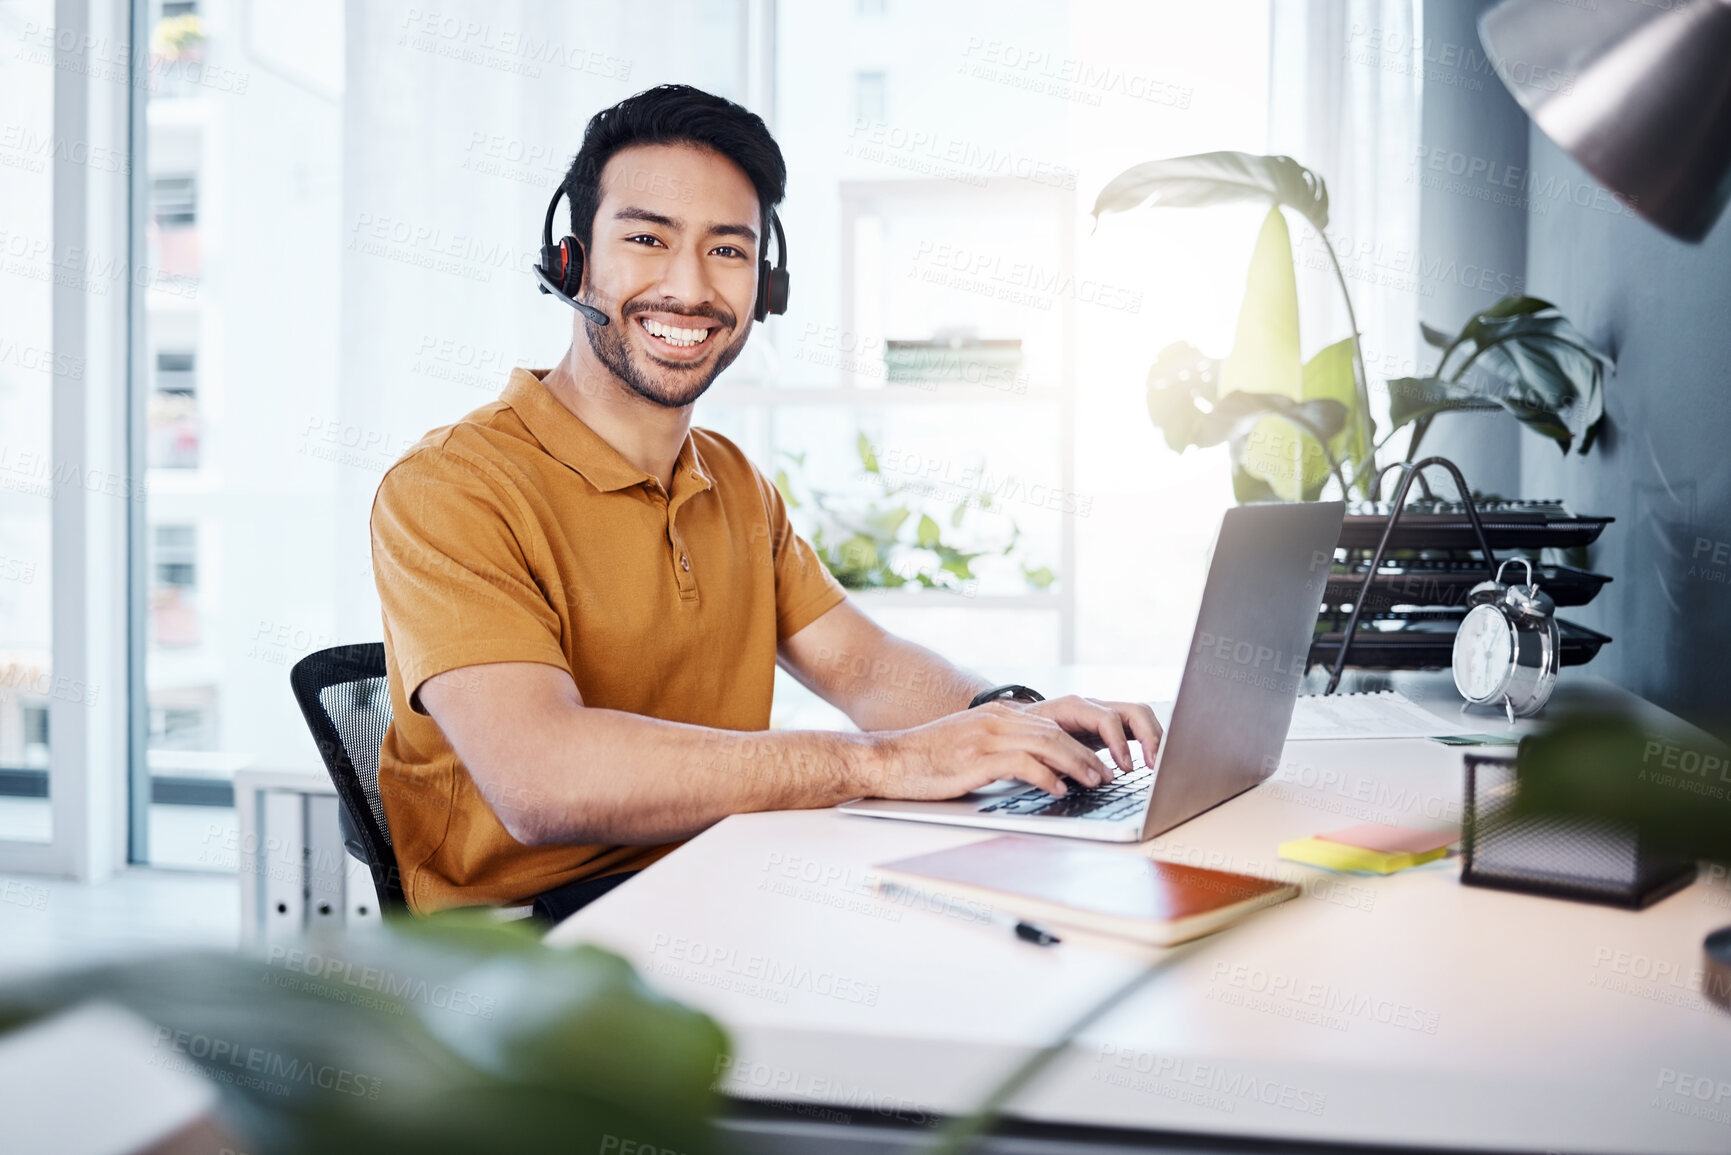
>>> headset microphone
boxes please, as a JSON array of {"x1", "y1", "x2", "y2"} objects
[
  {"x1": 533, "y1": 261, "x2": 610, "y2": 326},
  {"x1": 533, "y1": 178, "x2": 791, "y2": 327},
  {"x1": 534, "y1": 182, "x2": 610, "y2": 326}
]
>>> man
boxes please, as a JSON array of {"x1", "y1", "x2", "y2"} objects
[{"x1": 371, "y1": 85, "x2": 1161, "y2": 920}]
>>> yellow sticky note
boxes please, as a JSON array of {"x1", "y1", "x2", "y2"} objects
[{"x1": 1277, "y1": 836, "x2": 1448, "y2": 875}]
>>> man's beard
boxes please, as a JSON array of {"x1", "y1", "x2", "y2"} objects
[{"x1": 585, "y1": 297, "x2": 749, "y2": 409}]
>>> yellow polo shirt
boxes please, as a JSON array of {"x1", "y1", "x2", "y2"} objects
[{"x1": 370, "y1": 367, "x2": 847, "y2": 913}]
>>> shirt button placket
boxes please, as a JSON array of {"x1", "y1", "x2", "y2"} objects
[{"x1": 670, "y1": 520, "x2": 697, "y2": 599}]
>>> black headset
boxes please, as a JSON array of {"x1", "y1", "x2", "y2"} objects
[{"x1": 533, "y1": 181, "x2": 790, "y2": 325}]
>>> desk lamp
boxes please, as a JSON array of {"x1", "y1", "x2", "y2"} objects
[{"x1": 1479, "y1": 0, "x2": 1731, "y2": 242}]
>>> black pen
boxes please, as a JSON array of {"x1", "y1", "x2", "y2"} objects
[
  {"x1": 875, "y1": 879, "x2": 1061, "y2": 945},
  {"x1": 1013, "y1": 919, "x2": 1061, "y2": 946}
]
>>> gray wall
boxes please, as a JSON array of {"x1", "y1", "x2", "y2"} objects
[
  {"x1": 1412, "y1": 0, "x2": 1529, "y2": 498},
  {"x1": 1413, "y1": 2, "x2": 1731, "y2": 727},
  {"x1": 1521, "y1": 134, "x2": 1731, "y2": 728}
]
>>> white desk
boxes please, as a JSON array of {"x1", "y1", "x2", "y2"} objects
[{"x1": 547, "y1": 672, "x2": 1731, "y2": 1154}]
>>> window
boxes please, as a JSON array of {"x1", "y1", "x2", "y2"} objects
[
  {"x1": 149, "y1": 352, "x2": 199, "y2": 469},
  {"x1": 152, "y1": 526, "x2": 197, "y2": 590},
  {"x1": 155, "y1": 351, "x2": 197, "y2": 395},
  {"x1": 150, "y1": 175, "x2": 198, "y2": 227},
  {"x1": 150, "y1": 703, "x2": 211, "y2": 750},
  {"x1": 149, "y1": 525, "x2": 199, "y2": 649},
  {"x1": 22, "y1": 706, "x2": 48, "y2": 749},
  {"x1": 133, "y1": 0, "x2": 344, "y2": 865},
  {"x1": 854, "y1": 71, "x2": 887, "y2": 123},
  {"x1": 0, "y1": 0, "x2": 57, "y2": 847}
]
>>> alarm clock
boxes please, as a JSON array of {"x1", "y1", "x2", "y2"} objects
[{"x1": 1451, "y1": 558, "x2": 1560, "y2": 722}]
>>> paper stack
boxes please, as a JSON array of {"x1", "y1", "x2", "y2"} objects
[{"x1": 1279, "y1": 823, "x2": 1457, "y2": 875}]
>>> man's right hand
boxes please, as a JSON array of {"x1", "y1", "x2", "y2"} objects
[{"x1": 859, "y1": 702, "x2": 1115, "y2": 801}]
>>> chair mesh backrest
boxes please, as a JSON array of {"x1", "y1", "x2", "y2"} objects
[
  {"x1": 289, "y1": 643, "x2": 407, "y2": 914},
  {"x1": 318, "y1": 676, "x2": 393, "y2": 847}
]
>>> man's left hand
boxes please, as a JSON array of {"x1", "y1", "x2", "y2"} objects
[{"x1": 1016, "y1": 695, "x2": 1163, "y2": 778}]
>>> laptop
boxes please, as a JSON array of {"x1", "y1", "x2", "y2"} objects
[{"x1": 839, "y1": 501, "x2": 1346, "y2": 842}]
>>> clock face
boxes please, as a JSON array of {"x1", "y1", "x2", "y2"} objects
[{"x1": 1453, "y1": 604, "x2": 1515, "y2": 703}]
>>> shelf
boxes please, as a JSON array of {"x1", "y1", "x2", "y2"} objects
[
  {"x1": 847, "y1": 590, "x2": 1060, "y2": 609},
  {"x1": 1325, "y1": 562, "x2": 1612, "y2": 610},
  {"x1": 1338, "y1": 501, "x2": 1613, "y2": 551},
  {"x1": 1309, "y1": 612, "x2": 1612, "y2": 670},
  {"x1": 706, "y1": 384, "x2": 1066, "y2": 407}
]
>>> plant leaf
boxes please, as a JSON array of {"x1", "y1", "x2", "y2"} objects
[
  {"x1": 1231, "y1": 467, "x2": 1279, "y2": 503},
  {"x1": 1235, "y1": 402, "x2": 1350, "y2": 502},
  {"x1": 933, "y1": 544, "x2": 981, "y2": 583},
  {"x1": 1434, "y1": 295, "x2": 1554, "y2": 377},
  {"x1": 0, "y1": 915, "x2": 731, "y2": 1154},
  {"x1": 772, "y1": 468, "x2": 799, "y2": 509},
  {"x1": 857, "y1": 433, "x2": 879, "y2": 473},
  {"x1": 1512, "y1": 709, "x2": 1731, "y2": 862},
  {"x1": 837, "y1": 533, "x2": 880, "y2": 574},
  {"x1": 1220, "y1": 207, "x2": 1302, "y2": 404},
  {"x1": 1143, "y1": 341, "x2": 1220, "y2": 453},
  {"x1": 1386, "y1": 376, "x2": 1504, "y2": 429},
  {"x1": 1194, "y1": 392, "x2": 1346, "y2": 448},
  {"x1": 1483, "y1": 294, "x2": 1554, "y2": 319},
  {"x1": 1436, "y1": 302, "x2": 1614, "y2": 453},
  {"x1": 1473, "y1": 332, "x2": 1608, "y2": 453},
  {"x1": 916, "y1": 514, "x2": 941, "y2": 549},
  {"x1": 849, "y1": 506, "x2": 909, "y2": 540},
  {"x1": 1300, "y1": 337, "x2": 1366, "y2": 496},
  {"x1": 1091, "y1": 151, "x2": 1329, "y2": 235},
  {"x1": 1418, "y1": 321, "x2": 1453, "y2": 350},
  {"x1": 1220, "y1": 207, "x2": 1306, "y2": 499}
]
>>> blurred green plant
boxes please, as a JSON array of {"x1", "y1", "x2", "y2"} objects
[
  {"x1": 152, "y1": 13, "x2": 205, "y2": 58},
  {"x1": 0, "y1": 912, "x2": 730, "y2": 1155},
  {"x1": 1511, "y1": 708, "x2": 1731, "y2": 862},
  {"x1": 1092, "y1": 152, "x2": 1615, "y2": 502},
  {"x1": 774, "y1": 433, "x2": 1055, "y2": 594}
]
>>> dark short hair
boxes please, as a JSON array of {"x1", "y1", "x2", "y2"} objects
[{"x1": 562, "y1": 84, "x2": 786, "y2": 249}]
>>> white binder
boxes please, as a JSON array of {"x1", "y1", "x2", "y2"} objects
[{"x1": 260, "y1": 789, "x2": 306, "y2": 943}]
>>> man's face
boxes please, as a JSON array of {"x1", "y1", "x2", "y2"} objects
[{"x1": 579, "y1": 143, "x2": 762, "y2": 408}]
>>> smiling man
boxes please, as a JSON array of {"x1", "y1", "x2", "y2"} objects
[{"x1": 370, "y1": 85, "x2": 1161, "y2": 920}]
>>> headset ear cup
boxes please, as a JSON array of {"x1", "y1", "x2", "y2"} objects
[
  {"x1": 558, "y1": 237, "x2": 584, "y2": 299},
  {"x1": 754, "y1": 260, "x2": 789, "y2": 322},
  {"x1": 768, "y1": 267, "x2": 789, "y2": 317}
]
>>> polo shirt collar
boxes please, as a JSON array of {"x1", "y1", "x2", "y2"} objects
[{"x1": 503, "y1": 367, "x2": 715, "y2": 497}]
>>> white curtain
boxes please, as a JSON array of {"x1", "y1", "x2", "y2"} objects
[{"x1": 1267, "y1": 0, "x2": 1424, "y2": 455}]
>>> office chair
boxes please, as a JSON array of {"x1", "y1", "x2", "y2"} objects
[{"x1": 289, "y1": 643, "x2": 410, "y2": 917}]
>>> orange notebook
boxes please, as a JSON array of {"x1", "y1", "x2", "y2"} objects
[{"x1": 875, "y1": 835, "x2": 1299, "y2": 947}]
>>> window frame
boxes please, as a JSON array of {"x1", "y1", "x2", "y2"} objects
[{"x1": 0, "y1": 0, "x2": 135, "y2": 879}]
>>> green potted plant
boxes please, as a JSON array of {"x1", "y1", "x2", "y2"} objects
[
  {"x1": 0, "y1": 913, "x2": 731, "y2": 1154},
  {"x1": 1091, "y1": 152, "x2": 1615, "y2": 501},
  {"x1": 776, "y1": 433, "x2": 1056, "y2": 594}
]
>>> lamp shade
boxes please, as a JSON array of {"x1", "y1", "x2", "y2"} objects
[{"x1": 1479, "y1": 0, "x2": 1731, "y2": 242}]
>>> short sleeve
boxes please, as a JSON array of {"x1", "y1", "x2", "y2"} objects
[
  {"x1": 756, "y1": 465, "x2": 848, "y2": 641},
  {"x1": 371, "y1": 449, "x2": 570, "y2": 712}
]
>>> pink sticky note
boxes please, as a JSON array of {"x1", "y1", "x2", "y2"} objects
[{"x1": 1316, "y1": 823, "x2": 1457, "y2": 856}]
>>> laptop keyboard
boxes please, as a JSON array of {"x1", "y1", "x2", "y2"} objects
[{"x1": 976, "y1": 764, "x2": 1154, "y2": 822}]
